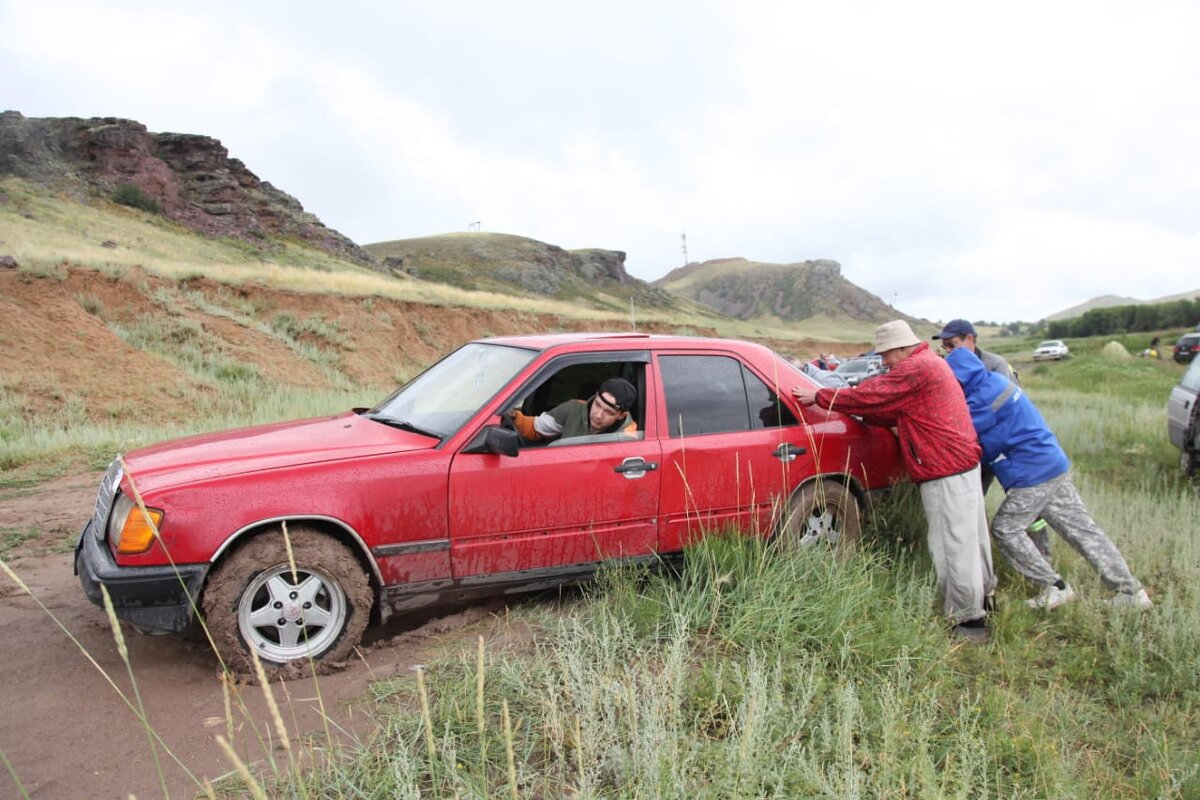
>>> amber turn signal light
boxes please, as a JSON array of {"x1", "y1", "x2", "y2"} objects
[{"x1": 115, "y1": 506, "x2": 164, "y2": 554}]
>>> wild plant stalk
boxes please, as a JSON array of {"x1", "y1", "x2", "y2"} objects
[
  {"x1": 416, "y1": 666, "x2": 438, "y2": 793},
  {"x1": 476, "y1": 635, "x2": 487, "y2": 793},
  {"x1": 100, "y1": 584, "x2": 170, "y2": 798},
  {"x1": 0, "y1": 747, "x2": 30, "y2": 800},
  {"x1": 502, "y1": 699, "x2": 518, "y2": 800},
  {"x1": 215, "y1": 735, "x2": 269, "y2": 800},
  {"x1": 249, "y1": 645, "x2": 294, "y2": 778},
  {"x1": 0, "y1": 557, "x2": 203, "y2": 790}
]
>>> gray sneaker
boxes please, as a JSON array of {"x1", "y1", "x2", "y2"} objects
[
  {"x1": 1026, "y1": 582, "x2": 1076, "y2": 610},
  {"x1": 1106, "y1": 589, "x2": 1153, "y2": 610}
]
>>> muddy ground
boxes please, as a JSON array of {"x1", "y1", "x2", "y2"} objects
[{"x1": 0, "y1": 470, "x2": 526, "y2": 799}]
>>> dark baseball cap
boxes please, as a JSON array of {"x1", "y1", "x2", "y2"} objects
[
  {"x1": 932, "y1": 319, "x2": 977, "y2": 340},
  {"x1": 597, "y1": 377, "x2": 637, "y2": 411}
]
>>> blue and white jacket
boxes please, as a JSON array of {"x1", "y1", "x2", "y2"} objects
[{"x1": 945, "y1": 348, "x2": 1069, "y2": 489}]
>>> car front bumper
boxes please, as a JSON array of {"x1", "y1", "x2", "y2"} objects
[{"x1": 74, "y1": 521, "x2": 208, "y2": 633}]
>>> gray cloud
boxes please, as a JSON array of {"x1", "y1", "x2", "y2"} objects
[{"x1": 4, "y1": 0, "x2": 1198, "y2": 322}]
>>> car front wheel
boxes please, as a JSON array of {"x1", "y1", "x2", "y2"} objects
[
  {"x1": 202, "y1": 526, "x2": 372, "y2": 674},
  {"x1": 776, "y1": 479, "x2": 862, "y2": 550}
]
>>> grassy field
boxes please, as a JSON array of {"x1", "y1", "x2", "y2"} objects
[
  {"x1": 162, "y1": 339, "x2": 1192, "y2": 798},
  {"x1": 1, "y1": 331, "x2": 1196, "y2": 797},
  {"x1": 4, "y1": 184, "x2": 1198, "y2": 795}
]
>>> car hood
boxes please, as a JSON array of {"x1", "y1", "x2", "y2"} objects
[{"x1": 119, "y1": 411, "x2": 439, "y2": 494}]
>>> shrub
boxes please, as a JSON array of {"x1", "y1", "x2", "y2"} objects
[{"x1": 111, "y1": 184, "x2": 160, "y2": 214}]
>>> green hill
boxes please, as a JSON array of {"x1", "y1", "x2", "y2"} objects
[{"x1": 365, "y1": 232, "x2": 715, "y2": 317}]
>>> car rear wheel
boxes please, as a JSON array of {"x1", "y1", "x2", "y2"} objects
[
  {"x1": 202, "y1": 526, "x2": 372, "y2": 674},
  {"x1": 776, "y1": 479, "x2": 862, "y2": 550},
  {"x1": 1183, "y1": 449, "x2": 1198, "y2": 477}
]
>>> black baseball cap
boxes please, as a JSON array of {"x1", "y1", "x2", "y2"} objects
[{"x1": 597, "y1": 377, "x2": 636, "y2": 411}]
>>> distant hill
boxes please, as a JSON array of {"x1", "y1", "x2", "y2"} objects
[
  {"x1": 1045, "y1": 288, "x2": 1200, "y2": 322},
  {"x1": 365, "y1": 232, "x2": 713, "y2": 316},
  {"x1": 653, "y1": 257, "x2": 906, "y2": 325}
]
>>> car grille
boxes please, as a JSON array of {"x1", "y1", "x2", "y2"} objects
[{"x1": 92, "y1": 458, "x2": 123, "y2": 540}]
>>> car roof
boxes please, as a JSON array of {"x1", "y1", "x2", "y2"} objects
[{"x1": 478, "y1": 331, "x2": 777, "y2": 357}]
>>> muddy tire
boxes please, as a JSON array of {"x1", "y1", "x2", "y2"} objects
[
  {"x1": 202, "y1": 526, "x2": 372, "y2": 674},
  {"x1": 776, "y1": 479, "x2": 862, "y2": 550}
]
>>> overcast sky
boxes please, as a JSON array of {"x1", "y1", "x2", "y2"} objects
[{"x1": 3, "y1": 1, "x2": 1198, "y2": 322}]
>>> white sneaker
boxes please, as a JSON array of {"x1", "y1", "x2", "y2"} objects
[
  {"x1": 1106, "y1": 589, "x2": 1153, "y2": 610},
  {"x1": 1026, "y1": 582, "x2": 1076, "y2": 610}
]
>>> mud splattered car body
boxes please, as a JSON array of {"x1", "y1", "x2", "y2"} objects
[{"x1": 76, "y1": 333, "x2": 904, "y2": 670}]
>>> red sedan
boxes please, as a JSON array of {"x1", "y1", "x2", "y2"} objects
[{"x1": 76, "y1": 333, "x2": 904, "y2": 671}]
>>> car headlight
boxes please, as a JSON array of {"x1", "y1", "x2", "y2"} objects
[{"x1": 106, "y1": 493, "x2": 165, "y2": 555}]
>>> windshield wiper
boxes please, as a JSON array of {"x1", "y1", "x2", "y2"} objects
[{"x1": 366, "y1": 414, "x2": 442, "y2": 439}]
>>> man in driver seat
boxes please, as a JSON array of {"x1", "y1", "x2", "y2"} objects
[{"x1": 508, "y1": 377, "x2": 638, "y2": 442}]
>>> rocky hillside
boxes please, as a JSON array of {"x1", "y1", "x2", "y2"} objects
[
  {"x1": 366, "y1": 232, "x2": 712, "y2": 316},
  {"x1": 0, "y1": 111, "x2": 371, "y2": 264},
  {"x1": 654, "y1": 258, "x2": 901, "y2": 324}
]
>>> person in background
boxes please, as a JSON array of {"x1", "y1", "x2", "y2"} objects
[
  {"x1": 933, "y1": 319, "x2": 1018, "y2": 383},
  {"x1": 799, "y1": 360, "x2": 850, "y2": 388},
  {"x1": 794, "y1": 320, "x2": 996, "y2": 643},
  {"x1": 945, "y1": 347, "x2": 1152, "y2": 611},
  {"x1": 936, "y1": 318, "x2": 1051, "y2": 558}
]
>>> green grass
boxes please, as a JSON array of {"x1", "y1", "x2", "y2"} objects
[
  {"x1": 4, "y1": 286, "x2": 1198, "y2": 797},
  {"x1": 242, "y1": 335, "x2": 1198, "y2": 798}
]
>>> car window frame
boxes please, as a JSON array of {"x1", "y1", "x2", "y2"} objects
[{"x1": 502, "y1": 349, "x2": 652, "y2": 446}]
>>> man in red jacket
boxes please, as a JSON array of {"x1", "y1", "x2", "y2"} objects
[{"x1": 794, "y1": 320, "x2": 995, "y2": 642}]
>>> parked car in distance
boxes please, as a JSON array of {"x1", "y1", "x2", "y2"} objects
[
  {"x1": 1173, "y1": 332, "x2": 1200, "y2": 363},
  {"x1": 75, "y1": 333, "x2": 906, "y2": 673},
  {"x1": 1032, "y1": 339, "x2": 1070, "y2": 361},
  {"x1": 833, "y1": 355, "x2": 884, "y2": 386},
  {"x1": 1168, "y1": 353, "x2": 1200, "y2": 476}
]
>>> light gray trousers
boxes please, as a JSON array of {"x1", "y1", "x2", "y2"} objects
[
  {"x1": 991, "y1": 471, "x2": 1142, "y2": 594},
  {"x1": 920, "y1": 466, "x2": 996, "y2": 623}
]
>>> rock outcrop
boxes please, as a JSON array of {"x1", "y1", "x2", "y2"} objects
[
  {"x1": 0, "y1": 111, "x2": 372, "y2": 264},
  {"x1": 654, "y1": 257, "x2": 902, "y2": 323}
]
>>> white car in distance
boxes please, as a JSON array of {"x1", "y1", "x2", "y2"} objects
[{"x1": 1032, "y1": 339, "x2": 1070, "y2": 361}]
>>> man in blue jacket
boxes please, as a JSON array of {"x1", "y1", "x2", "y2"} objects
[{"x1": 945, "y1": 347, "x2": 1151, "y2": 610}]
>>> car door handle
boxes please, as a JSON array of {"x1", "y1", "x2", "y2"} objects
[
  {"x1": 773, "y1": 443, "x2": 807, "y2": 462},
  {"x1": 613, "y1": 457, "x2": 658, "y2": 477}
]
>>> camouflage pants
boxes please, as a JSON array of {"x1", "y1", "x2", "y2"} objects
[{"x1": 991, "y1": 471, "x2": 1142, "y2": 594}]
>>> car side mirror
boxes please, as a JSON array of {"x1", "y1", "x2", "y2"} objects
[{"x1": 462, "y1": 425, "x2": 520, "y2": 457}]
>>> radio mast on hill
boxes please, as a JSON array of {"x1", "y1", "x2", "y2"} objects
[{"x1": 681, "y1": 232, "x2": 688, "y2": 266}]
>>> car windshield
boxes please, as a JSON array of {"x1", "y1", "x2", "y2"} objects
[
  {"x1": 368, "y1": 342, "x2": 537, "y2": 438},
  {"x1": 1038, "y1": 341, "x2": 1061, "y2": 348}
]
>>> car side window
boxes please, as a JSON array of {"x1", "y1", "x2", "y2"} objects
[
  {"x1": 746, "y1": 365, "x2": 799, "y2": 429},
  {"x1": 659, "y1": 355, "x2": 797, "y2": 437},
  {"x1": 508, "y1": 358, "x2": 646, "y2": 446},
  {"x1": 1182, "y1": 356, "x2": 1200, "y2": 393}
]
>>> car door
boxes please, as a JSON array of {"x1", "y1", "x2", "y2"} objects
[
  {"x1": 654, "y1": 351, "x2": 801, "y2": 552},
  {"x1": 1167, "y1": 356, "x2": 1200, "y2": 450},
  {"x1": 446, "y1": 352, "x2": 662, "y2": 578}
]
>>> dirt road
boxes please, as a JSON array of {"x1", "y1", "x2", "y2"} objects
[{"x1": 0, "y1": 471, "x2": 508, "y2": 799}]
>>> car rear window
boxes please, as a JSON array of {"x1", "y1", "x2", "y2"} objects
[{"x1": 658, "y1": 354, "x2": 797, "y2": 437}]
